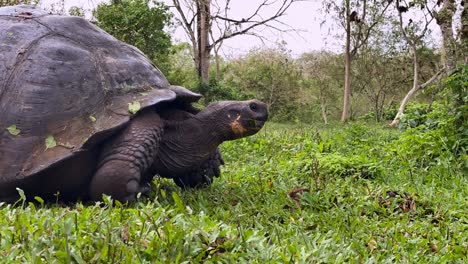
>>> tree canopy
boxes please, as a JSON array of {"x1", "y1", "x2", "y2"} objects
[{"x1": 94, "y1": 0, "x2": 173, "y2": 72}]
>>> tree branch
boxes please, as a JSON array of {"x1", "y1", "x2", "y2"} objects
[{"x1": 211, "y1": 0, "x2": 299, "y2": 47}]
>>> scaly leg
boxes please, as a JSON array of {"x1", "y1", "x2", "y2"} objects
[
  {"x1": 173, "y1": 148, "x2": 224, "y2": 188},
  {"x1": 89, "y1": 110, "x2": 163, "y2": 202}
]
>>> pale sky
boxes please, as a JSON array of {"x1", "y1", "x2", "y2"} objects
[
  {"x1": 39, "y1": 0, "x2": 443, "y2": 57},
  {"x1": 166, "y1": 0, "x2": 333, "y2": 57},
  {"x1": 40, "y1": 0, "x2": 338, "y2": 57}
]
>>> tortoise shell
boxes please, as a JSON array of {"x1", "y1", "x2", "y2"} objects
[{"x1": 0, "y1": 5, "x2": 198, "y2": 193}]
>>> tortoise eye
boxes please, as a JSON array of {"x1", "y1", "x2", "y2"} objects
[{"x1": 249, "y1": 102, "x2": 258, "y2": 111}]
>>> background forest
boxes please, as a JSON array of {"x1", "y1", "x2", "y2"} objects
[
  {"x1": 3, "y1": 0, "x2": 464, "y2": 124},
  {"x1": 0, "y1": 0, "x2": 467, "y2": 262}
]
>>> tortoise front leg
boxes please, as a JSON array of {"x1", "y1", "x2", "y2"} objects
[
  {"x1": 89, "y1": 110, "x2": 163, "y2": 202},
  {"x1": 173, "y1": 148, "x2": 224, "y2": 188}
]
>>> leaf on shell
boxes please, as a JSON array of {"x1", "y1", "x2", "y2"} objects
[
  {"x1": 128, "y1": 101, "x2": 141, "y2": 114},
  {"x1": 45, "y1": 136, "x2": 57, "y2": 150},
  {"x1": 6, "y1": 124, "x2": 21, "y2": 136}
]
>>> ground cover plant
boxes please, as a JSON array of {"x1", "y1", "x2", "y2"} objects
[
  {"x1": 1, "y1": 119, "x2": 466, "y2": 263},
  {"x1": 1, "y1": 2, "x2": 467, "y2": 263}
]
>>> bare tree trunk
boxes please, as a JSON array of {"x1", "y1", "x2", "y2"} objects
[
  {"x1": 197, "y1": 0, "x2": 211, "y2": 84},
  {"x1": 389, "y1": 2, "x2": 435, "y2": 127},
  {"x1": 389, "y1": 45, "x2": 419, "y2": 126},
  {"x1": 341, "y1": 0, "x2": 351, "y2": 122},
  {"x1": 342, "y1": 52, "x2": 351, "y2": 122},
  {"x1": 461, "y1": 0, "x2": 468, "y2": 63},
  {"x1": 213, "y1": 41, "x2": 222, "y2": 80},
  {"x1": 389, "y1": 66, "x2": 447, "y2": 127},
  {"x1": 172, "y1": 0, "x2": 199, "y2": 76},
  {"x1": 319, "y1": 87, "x2": 328, "y2": 124},
  {"x1": 435, "y1": 0, "x2": 457, "y2": 71},
  {"x1": 173, "y1": 0, "x2": 298, "y2": 87}
]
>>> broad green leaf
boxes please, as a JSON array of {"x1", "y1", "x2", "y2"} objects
[
  {"x1": 34, "y1": 196, "x2": 45, "y2": 206},
  {"x1": 172, "y1": 192, "x2": 185, "y2": 211},
  {"x1": 45, "y1": 135, "x2": 57, "y2": 150},
  {"x1": 6, "y1": 124, "x2": 20, "y2": 136},
  {"x1": 16, "y1": 187, "x2": 26, "y2": 201},
  {"x1": 64, "y1": 217, "x2": 73, "y2": 235},
  {"x1": 128, "y1": 101, "x2": 141, "y2": 114}
]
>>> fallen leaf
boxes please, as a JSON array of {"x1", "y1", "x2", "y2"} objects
[
  {"x1": 400, "y1": 193, "x2": 416, "y2": 213},
  {"x1": 6, "y1": 124, "x2": 21, "y2": 136},
  {"x1": 121, "y1": 226, "x2": 129, "y2": 243},
  {"x1": 386, "y1": 190, "x2": 399, "y2": 197},
  {"x1": 268, "y1": 180, "x2": 273, "y2": 189},
  {"x1": 367, "y1": 239, "x2": 378, "y2": 252},
  {"x1": 428, "y1": 242, "x2": 439, "y2": 252},
  {"x1": 140, "y1": 239, "x2": 148, "y2": 249},
  {"x1": 128, "y1": 101, "x2": 141, "y2": 114},
  {"x1": 288, "y1": 187, "x2": 310, "y2": 201},
  {"x1": 45, "y1": 136, "x2": 57, "y2": 150}
]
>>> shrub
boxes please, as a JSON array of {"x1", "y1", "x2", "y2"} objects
[{"x1": 387, "y1": 66, "x2": 467, "y2": 170}]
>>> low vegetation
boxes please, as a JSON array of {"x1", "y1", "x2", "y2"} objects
[
  {"x1": 1, "y1": 100, "x2": 466, "y2": 262},
  {"x1": 0, "y1": 1, "x2": 466, "y2": 262}
]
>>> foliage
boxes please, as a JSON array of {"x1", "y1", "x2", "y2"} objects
[
  {"x1": 0, "y1": 0, "x2": 37, "y2": 6},
  {"x1": 222, "y1": 47, "x2": 304, "y2": 122},
  {"x1": 387, "y1": 66, "x2": 467, "y2": 171},
  {"x1": 298, "y1": 51, "x2": 344, "y2": 123},
  {"x1": 195, "y1": 79, "x2": 251, "y2": 104},
  {"x1": 1, "y1": 5, "x2": 466, "y2": 261},
  {"x1": 353, "y1": 46, "x2": 441, "y2": 121},
  {"x1": 164, "y1": 43, "x2": 198, "y2": 88},
  {"x1": 397, "y1": 102, "x2": 437, "y2": 129},
  {"x1": 1, "y1": 121, "x2": 467, "y2": 262},
  {"x1": 93, "y1": 0, "x2": 173, "y2": 73},
  {"x1": 164, "y1": 43, "x2": 248, "y2": 102},
  {"x1": 443, "y1": 65, "x2": 468, "y2": 126},
  {"x1": 352, "y1": 51, "x2": 405, "y2": 120},
  {"x1": 68, "y1": 6, "x2": 84, "y2": 17}
]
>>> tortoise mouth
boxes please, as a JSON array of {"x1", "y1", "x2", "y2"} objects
[
  {"x1": 242, "y1": 117, "x2": 266, "y2": 131},
  {"x1": 253, "y1": 119, "x2": 266, "y2": 129},
  {"x1": 229, "y1": 117, "x2": 266, "y2": 138}
]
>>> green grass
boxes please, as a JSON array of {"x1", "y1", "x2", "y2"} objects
[{"x1": 1, "y1": 122, "x2": 467, "y2": 263}]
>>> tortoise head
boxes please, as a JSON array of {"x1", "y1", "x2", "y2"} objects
[
  {"x1": 151, "y1": 100, "x2": 268, "y2": 178},
  {"x1": 199, "y1": 100, "x2": 268, "y2": 141}
]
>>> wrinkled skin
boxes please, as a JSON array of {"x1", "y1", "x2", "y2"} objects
[
  {"x1": 154, "y1": 104, "x2": 225, "y2": 188},
  {"x1": 89, "y1": 100, "x2": 268, "y2": 201},
  {"x1": 173, "y1": 149, "x2": 224, "y2": 188}
]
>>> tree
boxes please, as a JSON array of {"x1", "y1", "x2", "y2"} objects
[
  {"x1": 388, "y1": 0, "x2": 459, "y2": 126},
  {"x1": 298, "y1": 51, "x2": 344, "y2": 124},
  {"x1": 1, "y1": 0, "x2": 37, "y2": 6},
  {"x1": 171, "y1": 0, "x2": 299, "y2": 85},
  {"x1": 94, "y1": 0, "x2": 173, "y2": 72},
  {"x1": 461, "y1": 0, "x2": 468, "y2": 62},
  {"x1": 222, "y1": 47, "x2": 303, "y2": 121},
  {"x1": 68, "y1": 6, "x2": 85, "y2": 17},
  {"x1": 165, "y1": 42, "x2": 199, "y2": 87},
  {"x1": 354, "y1": 50, "x2": 407, "y2": 121},
  {"x1": 433, "y1": 0, "x2": 457, "y2": 70},
  {"x1": 323, "y1": 0, "x2": 391, "y2": 122}
]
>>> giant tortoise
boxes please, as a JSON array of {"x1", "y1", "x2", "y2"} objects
[{"x1": 0, "y1": 5, "x2": 268, "y2": 202}]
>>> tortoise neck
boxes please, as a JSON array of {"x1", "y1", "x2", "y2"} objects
[
  {"x1": 174, "y1": 116, "x2": 225, "y2": 150},
  {"x1": 152, "y1": 116, "x2": 224, "y2": 177}
]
